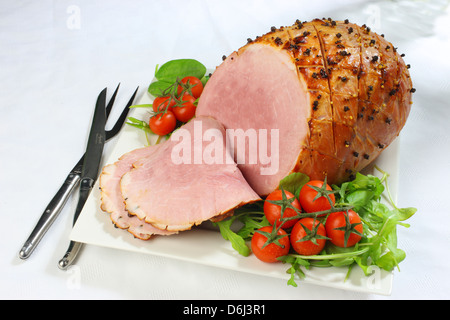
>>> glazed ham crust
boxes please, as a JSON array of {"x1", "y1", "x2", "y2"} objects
[
  {"x1": 288, "y1": 19, "x2": 412, "y2": 184},
  {"x1": 197, "y1": 18, "x2": 413, "y2": 195}
]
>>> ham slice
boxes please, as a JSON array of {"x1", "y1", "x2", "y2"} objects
[
  {"x1": 100, "y1": 147, "x2": 176, "y2": 240},
  {"x1": 196, "y1": 19, "x2": 413, "y2": 196},
  {"x1": 119, "y1": 116, "x2": 261, "y2": 232}
]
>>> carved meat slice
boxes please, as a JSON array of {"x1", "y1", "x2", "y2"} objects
[
  {"x1": 120, "y1": 116, "x2": 261, "y2": 232},
  {"x1": 100, "y1": 147, "x2": 176, "y2": 240}
]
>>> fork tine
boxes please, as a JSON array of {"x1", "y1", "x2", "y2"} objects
[
  {"x1": 105, "y1": 86, "x2": 139, "y2": 140},
  {"x1": 105, "y1": 83, "x2": 120, "y2": 119}
]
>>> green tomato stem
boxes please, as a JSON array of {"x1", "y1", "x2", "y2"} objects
[{"x1": 284, "y1": 247, "x2": 369, "y2": 260}]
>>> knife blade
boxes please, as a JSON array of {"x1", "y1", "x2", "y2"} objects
[{"x1": 58, "y1": 88, "x2": 107, "y2": 270}]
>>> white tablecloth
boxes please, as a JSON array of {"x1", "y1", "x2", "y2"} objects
[{"x1": 1, "y1": 0, "x2": 449, "y2": 300}]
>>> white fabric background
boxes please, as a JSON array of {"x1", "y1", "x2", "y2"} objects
[{"x1": 1, "y1": 0, "x2": 449, "y2": 300}]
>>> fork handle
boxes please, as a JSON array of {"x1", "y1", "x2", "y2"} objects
[
  {"x1": 18, "y1": 171, "x2": 81, "y2": 260},
  {"x1": 58, "y1": 240, "x2": 83, "y2": 270}
]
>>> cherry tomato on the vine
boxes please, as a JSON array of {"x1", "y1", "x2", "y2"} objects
[
  {"x1": 325, "y1": 209, "x2": 363, "y2": 248},
  {"x1": 177, "y1": 76, "x2": 203, "y2": 99},
  {"x1": 264, "y1": 189, "x2": 301, "y2": 229},
  {"x1": 172, "y1": 92, "x2": 196, "y2": 122},
  {"x1": 299, "y1": 180, "x2": 335, "y2": 215},
  {"x1": 251, "y1": 226, "x2": 290, "y2": 263},
  {"x1": 149, "y1": 111, "x2": 177, "y2": 136},
  {"x1": 152, "y1": 96, "x2": 176, "y2": 113},
  {"x1": 290, "y1": 218, "x2": 327, "y2": 256}
]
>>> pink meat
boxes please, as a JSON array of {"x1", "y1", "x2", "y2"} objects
[
  {"x1": 197, "y1": 44, "x2": 310, "y2": 196},
  {"x1": 100, "y1": 147, "x2": 176, "y2": 240},
  {"x1": 120, "y1": 116, "x2": 261, "y2": 232}
]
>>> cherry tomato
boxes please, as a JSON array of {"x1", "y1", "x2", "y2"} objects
[
  {"x1": 172, "y1": 92, "x2": 196, "y2": 122},
  {"x1": 149, "y1": 111, "x2": 177, "y2": 136},
  {"x1": 290, "y1": 218, "x2": 327, "y2": 256},
  {"x1": 177, "y1": 76, "x2": 204, "y2": 99},
  {"x1": 325, "y1": 209, "x2": 363, "y2": 248},
  {"x1": 264, "y1": 189, "x2": 301, "y2": 229},
  {"x1": 299, "y1": 180, "x2": 335, "y2": 215},
  {"x1": 251, "y1": 226, "x2": 290, "y2": 263},
  {"x1": 152, "y1": 96, "x2": 176, "y2": 113}
]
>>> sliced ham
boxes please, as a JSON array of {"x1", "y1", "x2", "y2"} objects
[
  {"x1": 196, "y1": 19, "x2": 413, "y2": 196},
  {"x1": 99, "y1": 147, "x2": 176, "y2": 240},
  {"x1": 120, "y1": 116, "x2": 261, "y2": 232}
]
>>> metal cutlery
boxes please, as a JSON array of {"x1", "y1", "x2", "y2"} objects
[
  {"x1": 57, "y1": 87, "x2": 107, "y2": 270},
  {"x1": 19, "y1": 85, "x2": 139, "y2": 261}
]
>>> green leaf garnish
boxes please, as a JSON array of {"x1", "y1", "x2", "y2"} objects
[{"x1": 216, "y1": 167, "x2": 416, "y2": 287}]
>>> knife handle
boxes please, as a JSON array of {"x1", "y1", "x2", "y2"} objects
[{"x1": 18, "y1": 172, "x2": 81, "y2": 260}]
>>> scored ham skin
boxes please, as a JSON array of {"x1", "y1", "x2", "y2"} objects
[
  {"x1": 120, "y1": 116, "x2": 261, "y2": 232},
  {"x1": 196, "y1": 18, "x2": 413, "y2": 196},
  {"x1": 99, "y1": 147, "x2": 176, "y2": 240}
]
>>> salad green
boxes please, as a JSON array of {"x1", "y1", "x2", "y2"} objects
[
  {"x1": 214, "y1": 167, "x2": 416, "y2": 287},
  {"x1": 148, "y1": 59, "x2": 208, "y2": 97}
]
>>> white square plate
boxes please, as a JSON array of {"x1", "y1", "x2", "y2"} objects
[{"x1": 71, "y1": 90, "x2": 399, "y2": 296}]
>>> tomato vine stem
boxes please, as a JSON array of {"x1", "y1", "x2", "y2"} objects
[{"x1": 283, "y1": 246, "x2": 369, "y2": 260}]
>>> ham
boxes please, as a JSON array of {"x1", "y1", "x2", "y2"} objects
[
  {"x1": 99, "y1": 18, "x2": 414, "y2": 240},
  {"x1": 116, "y1": 116, "x2": 261, "y2": 232},
  {"x1": 100, "y1": 147, "x2": 176, "y2": 239},
  {"x1": 196, "y1": 19, "x2": 413, "y2": 196}
]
